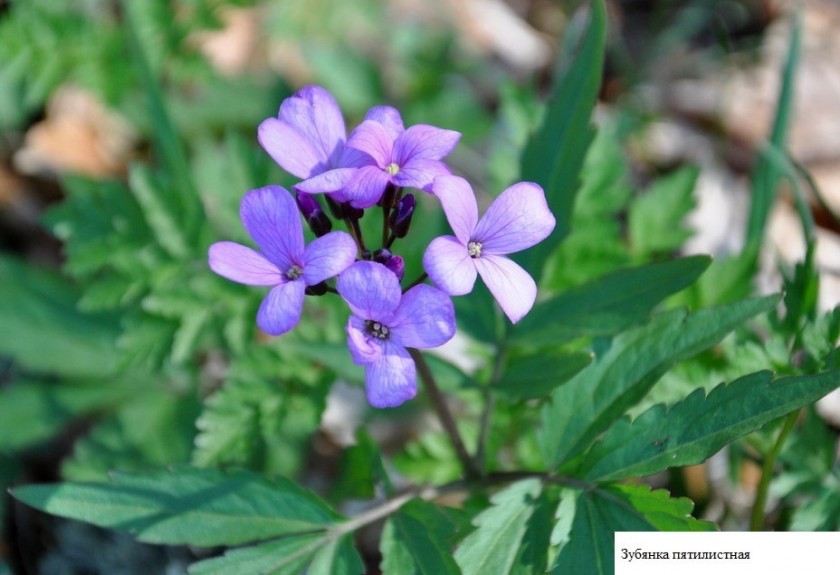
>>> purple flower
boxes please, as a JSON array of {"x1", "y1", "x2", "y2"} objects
[
  {"x1": 337, "y1": 261, "x2": 455, "y2": 408},
  {"x1": 342, "y1": 107, "x2": 460, "y2": 208},
  {"x1": 209, "y1": 185, "x2": 357, "y2": 335},
  {"x1": 258, "y1": 86, "x2": 369, "y2": 201},
  {"x1": 422, "y1": 175, "x2": 555, "y2": 324}
]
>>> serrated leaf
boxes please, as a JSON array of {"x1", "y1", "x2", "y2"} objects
[
  {"x1": 189, "y1": 531, "x2": 363, "y2": 575},
  {"x1": 628, "y1": 167, "x2": 698, "y2": 256},
  {"x1": 516, "y1": 0, "x2": 606, "y2": 279},
  {"x1": 494, "y1": 351, "x2": 593, "y2": 401},
  {"x1": 539, "y1": 294, "x2": 779, "y2": 468},
  {"x1": 551, "y1": 484, "x2": 714, "y2": 574},
  {"x1": 331, "y1": 431, "x2": 391, "y2": 501},
  {"x1": 128, "y1": 164, "x2": 191, "y2": 259},
  {"x1": 515, "y1": 256, "x2": 711, "y2": 346},
  {"x1": 12, "y1": 467, "x2": 339, "y2": 547},
  {"x1": 454, "y1": 479, "x2": 553, "y2": 575},
  {"x1": 0, "y1": 256, "x2": 120, "y2": 378},
  {"x1": 581, "y1": 370, "x2": 840, "y2": 481},
  {"x1": 381, "y1": 499, "x2": 460, "y2": 575},
  {"x1": 0, "y1": 380, "x2": 134, "y2": 453}
]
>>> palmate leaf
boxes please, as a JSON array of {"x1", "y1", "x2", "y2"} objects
[
  {"x1": 581, "y1": 370, "x2": 840, "y2": 482},
  {"x1": 380, "y1": 499, "x2": 461, "y2": 575},
  {"x1": 12, "y1": 467, "x2": 338, "y2": 547},
  {"x1": 513, "y1": 255, "x2": 711, "y2": 346},
  {"x1": 190, "y1": 531, "x2": 363, "y2": 575},
  {"x1": 551, "y1": 484, "x2": 715, "y2": 575},
  {"x1": 516, "y1": 0, "x2": 606, "y2": 280},
  {"x1": 454, "y1": 479, "x2": 554, "y2": 575},
  {"x1": 539, "y1": 295, "x2": 779, "y2": 469}
]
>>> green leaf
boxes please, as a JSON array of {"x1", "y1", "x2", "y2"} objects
[
  {"x1": 516, "y1": 0, "x2": 606, "y2": 279},
  {"x1": 60, "y1": 391, "x2": 200, "y2": 481},
  {"x1": 12, "y1": 467, "x2": 338, "y2": 547},
  {"x1": 0, "y1": 380, "x2": 134, "y2": 453},
  {"x1": 514, "y1": 255, "x2": 711, "y2": 346},
  {"x1": 0, "y1": 256, "x2": 120, "y2": 378},
  {"x1": 128, "y1": 164, "x2": 191, "y2": 260},
  {"x1": 551, "y1": 484, "x2": 714, "y2": 574},
  {"x1": 628, "y1": 167, "x2": 698, "y2": 256},
  {"x1": 189, "y1": 531, "x2": 363, "y2": 575},
  {"x1": 381, "y1": 499, "x2": 460, "y2": 575},
  {"x1": 493, "y1": 351, "x2": 593, "y2": 401},
  {"x1": 746, "y1": 9, "x2": 801, "y2": 249},
  {"x1": 454, "y1": 479, "x2": 554, "y2": 575},
  {"x1": 539, "y1": 294, "x2": 779, "y2": 468},
  {"x1": 581, "y1": 370, "x2": 840, "y2": 481},
  {"x1": 331, "y1": 431, "x2": 391, "y2": 501}
]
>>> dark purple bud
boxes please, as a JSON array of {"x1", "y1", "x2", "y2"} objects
[
  {"x1": 379, "y1": 183, "x2": 397, "y2": 209},
  {"x1": 305, "y1": 282, "x2": 328, "y2": 296},
  {"x1": 389, "y1": 194, "x2": 415, "y2": 238},
  {"x1": 384, "y1": 254, "x2": 405, "y2": 281},
  {"x1": 295, "y1": 192, "x2": 332, "y2": 237},
  {"x1": 373, "y1": 248, "x2": 404, "y2": 280},
  {"x1": 361, "y1": 249, "x2": 373, "y2": 261}
]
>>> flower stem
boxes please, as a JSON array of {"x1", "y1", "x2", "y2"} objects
[
  {"x1": 749, "y1": 410, "x2": 798, "y2": 530},
  {"x1": 409, "y1": 348, "x2": 481, "y2": 479},
  {"x1": 475, "y1": 343, "x2": 506, "y2": 475}
]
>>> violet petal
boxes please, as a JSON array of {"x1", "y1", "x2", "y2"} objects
[
  {"x1": 392, "y1": 125, "x2": 460, "y2": 165},
  {"x1": 278, "y1": 85, "x2": 346, "y2": 164},
  {"x1": 240, "y1": 186, "x2": 304, "y2": 271},
  {"x1": 336, "y1": 261, "x2": 401, "y2": 320},
  {"x1": 347, "y1": 315, "x2": 384, "y2": 364},
  {"x1": 343, "y1": 165, "x2": 392, "y2": 209},
  {"x1": 422, "y1": 235, "x2": 477, "y2": 296},
  {"x1": 364, "y1": 105, "x2": 405, "y2": 140},
  {"x1": 430, "y1": 175, "x2": 479, "y2": 245},
  {"x1": 390, "y1": 284, "x2": 456, "y2": 349},
  {"x1": 208, "y1": 242, "x2": 283, "y2": 286},
  {"x1": 473, "y1": 182, "x2": 555, "y2": 255},
  {"x1": 364, "y1": 343, "x2": 417, "y2": 408},
  {"x1": 256, "y1": 280, "x2": 306, "y2": 335},
  {"x1": 295, "y1": 167, "x2": 359, "y2": 196},
  {"x1": 474, "y1": 254, "x2": 537, "y2": 324},
  {"x1": 393, "y1": 158, "x2": 450, "y2": 191},
  {"x1": 346, "y1": 119, "x2": 394, "y2": 168},
  {"x1": 257, "y1": 118, "x2": 323, "y2": 179},
  {"x1": 302, "y1": 231, "x2": 358, "y2": 285}
]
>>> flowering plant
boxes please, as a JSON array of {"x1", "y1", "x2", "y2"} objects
[{"x1": 4, "y1": 2, "x2": 840, "y2": 574}]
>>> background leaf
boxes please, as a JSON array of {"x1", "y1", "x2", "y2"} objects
[
  {"x1": 12, "y1": 467, "x2": 338, "y2": 547},
  {"x1": 582, "y1": 370, "x2": 840, "y2": 481},
  {"x1": 539, "y1": 294, "x2": 779, "y2": 468},
  {"x1": 516, "y1": 0, "x2": 607, "y2": 279},
  {"x1": 380, "y1": 499, "x2": 461, "y2": 575},
  {"x1": 551, "y1": 484, "x2": 714, "y2": 574}
]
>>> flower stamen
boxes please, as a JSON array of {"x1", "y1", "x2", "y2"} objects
[
  {"x1": 286, "y1": 264, "x2": 303, "y2": 280},
  {"x1": 467, "y1": 241, "x2": 483, "y2": 259},
  {"x1": 365, "y1": 320, "x2": 391, "y2": 340},
  {"x1": 386, "y1": 163, "x2": 400, "y2": 176}
]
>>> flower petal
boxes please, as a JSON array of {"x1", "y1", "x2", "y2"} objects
[
  {"x1": 208, "y1": 242, "x2": 283, "y2": 286},
  {"x1": 240, "y1": 186, "x2": 304, "y2": 270},
  {"x1": 390, "y1": 284, "x2": 456, "y2": 349},
  {"x1": 474, "y1": 254, "x2": 537, "y2": 324},
  {"x1": 302, "y1": 231, "x2": 358, "y2": 285},
  {"x1": 256, "y1": 280, "x2": 306, "y2": 336},
  {"x1": 473, "y1": 182, "x2": 556, "y2": 255},
  {"x1": 347, "y1": 315, "x2": 384, "y2": 364},
  {"x1": 295, "y1": 168, "x2": 359, "y2": 196},
  {"x1": 430, "y1": 175, "x2": 478, "y2": 244},
  {"x1": 365, "y1": 343, "x2": 416, "y2": 408},
  {"x1": 346, "y1": 119, "x2": 394, "y2": 168},
  {"x1": 343, "y1": 165, "x2": 391, "y2": 209},
  {"x1": 336, "y1": 261, "x2": 401, "y2": 320},
  {"x1": 257, "y1": 118, "x2": 323, "y2": 179},
  {"x1": 278, "y1": 86, "x2": 346, "y2": 165},
  {"x1": 364, "y1": 105, "x2": 405, "y2": 140},
  {"x1": 422, "y1": 235, "x2": 477, "y2": 296},
  {"x1": 392, "y1": 125, "x2": 460, "y2": 165},
  {"x1": 393, "y1": 158, "x2": 450, "y2": 191}
]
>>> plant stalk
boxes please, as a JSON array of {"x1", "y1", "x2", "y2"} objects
[{"x1": 749, "y1": 410, "x2": 798, "y2": 530}]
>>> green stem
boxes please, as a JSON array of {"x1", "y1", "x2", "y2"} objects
[
  {"x1": 402, "y1": 272, "x2": 428, "y2": 293},
  {"x1": 409, "y1": 348, "x2": 481, "y2": 479},
  {"x1": 475, "y1": 343, "x2": 507, "y2": 475},
  {"x1": 749, "y1": 410, "x2": 798, "y2": 530}
]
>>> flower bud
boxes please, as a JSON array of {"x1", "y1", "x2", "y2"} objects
[
  {"x1": 295, "y1": 192, "x2": 332, "y2": 237},
  {"x1": 305, "y1": 282, "x2": 328, "y2": 296},
  {"x1": 374, "y1": 248, "x2": 404, "y2": 281},
  {"x1": 389, "y1": 194, "x2": 415, "y2": 238}
]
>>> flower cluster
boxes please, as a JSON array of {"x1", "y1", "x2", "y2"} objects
[{"x1": 209, "y1": 86, "x2": 555, "y2": 407}]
